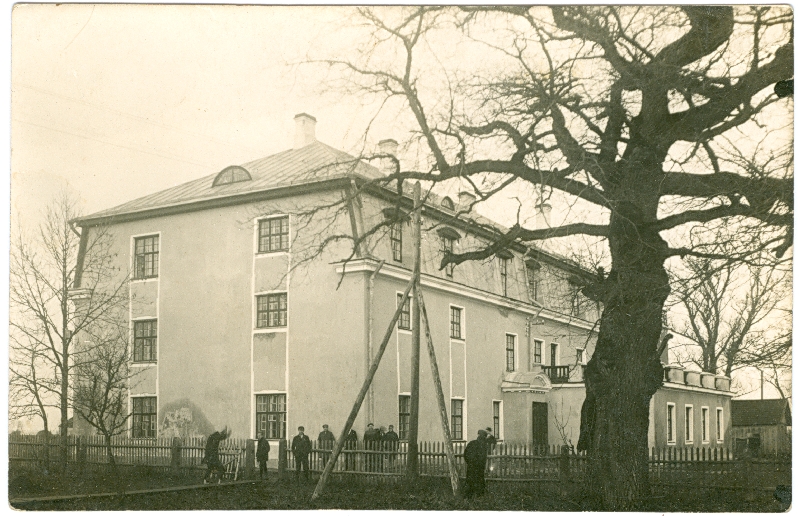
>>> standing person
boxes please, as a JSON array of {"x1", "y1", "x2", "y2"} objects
[
  {"x1": 344, "y1": 429, "x2": 358, "y2": 471},
  {"x1": 291, "y1": 426, "x2": 312, "y2": 482},
  {"x1": 382, "y1": 424, "x2": 400, "y2": 471},
  {"x1": 318, "y1": 424, "x2": 335, "y2": 468},
  {"x1": 364, "y1": 423, "x2": 380, "y2": 472},
  {"x1": 256, "y1": 434, "x2": 270, "y2": 480},
  {"x1": 485, "y1": 427, "x2": 497, "y2": 448},
  {"x1": 463, "y1": 429, "x2": 489, "y2": 498},
  {"x1": 202, "y1": 426, "x2": 229, "y2": 484}
]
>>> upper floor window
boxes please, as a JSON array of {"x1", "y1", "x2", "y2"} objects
[
  {"x1": 132, "y1": 397, "x2": 157, "y2": 438},
  {"x1": 533, "y1": 339, "x2": 543, "y2": 365},
  {"x1": 213, "y1": 165, "x2": 251, "y2": 187},
  {"x1": 505, "y1": 334, "x2": 516, "y2": 372},
  {"x1": 258, "y1": 217, "x2": 289, "y2": 253},
  {"x1": 549, "y1": 342, "x2": 558, "y2": 367},
  {"x1": 525, "y1": 260, "x2": 541, "y2": 303},
  {"x1": 569, "y1": 283, "x2": 583, "y2": 318},
  {"x1": 576, "y1": 348, "x2": 584, "y2": 365},
  {"x1": 134, "y1": 235, "x2": 159, "y2": 279},
  {"x1": 390, "y1": 221, "x2": 403, "y2": 262},
  {"x1": 441, "y1": 237, "x2": 455, "y2": 278},
  {"x1": 397, "y1": 293, "x2": 411, "y2": 330},
  {"x1": 450, "y1": 306, "x2": 463, "y2": 340},
  {"x1": 451, "y1": 399, "x2": 464, "y2": 440},
  {"x1": 256, "y1": 293, "x2": 287, "y2": 328},
  {"x1": 256, "y1": 393, "x2": 286, "y2": 439},
  {"x1": 499, "y1": 257, "x2": 510, "y2": 297},
  {"x1": 133, "y1": 320, "x2": 157, "y2": 363}
]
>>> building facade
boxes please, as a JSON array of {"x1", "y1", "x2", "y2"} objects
[{"x1": 73, "y1": 114, "x2": 732, "y2": 450}]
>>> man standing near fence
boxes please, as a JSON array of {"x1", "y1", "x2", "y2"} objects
[
  {"x1": 463, "y1": 429, "x2": 489, "y2": 498},
  {"x1": 364, "y1": 423, "x2": 381, "y2": 472},
  {"x1": 256, "y1": 434, "x2": 270, "y2": 480},
  {"x1": 382, "y1": 425, "x2": 399, "y2": 471},
  {"x1": 202, "y1": 426, "x2": 229, "y2": 484},
  {"x1": 318, "y1": 424, "x2": 335, "y2": 468},
  {"x1": 291, "y1": 426, "x2": 312, "y2": 482}
]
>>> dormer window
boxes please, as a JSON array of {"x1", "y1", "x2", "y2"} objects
[
  {"x1": 441, "y1": 197, "x2": 455, "y2": 210},
  {"x1": 213, "y1": 166, "x2": 251, "y2": 187}
]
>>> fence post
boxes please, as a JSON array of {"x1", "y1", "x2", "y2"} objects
[
  {"x1": 245, "y1": 439, "x2": 255, "y2": 479},
  {"x1": 559, "y1": 445, "x2": 571, "y2": 498},
  {"x1": 43, "y1": 435, "x2": 51, "y2": 473},
  {"x1": 171, "y1": 437, "x2": 182, "y2": 474},
  {"x1": 77, "y1": 436, "x2": 87, "y2": 475},
  {"x1": 278, "y1": 439, "x2": 288, "y2": 478}
]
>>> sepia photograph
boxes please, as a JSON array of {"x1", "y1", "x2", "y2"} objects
[{"x1": 7, "y1": 4, "x2": 793, "y2": 511}]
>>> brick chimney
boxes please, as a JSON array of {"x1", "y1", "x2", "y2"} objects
[
  {"x1": 294, "y1": 113, "x2": 317, "y2": 149},
  {"x1": 378, "y1": 139, "x2": 399, "y2": 174}
]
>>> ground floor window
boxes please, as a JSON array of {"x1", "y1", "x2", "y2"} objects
[
  {"x1": 493, "y1": 401, "x2": 502, "y2": 439},
  {"x1": 256, "y1": 393, "x2": 286, "y2": 439},
  {"x1": 667, "y1": 403, "x2": 676, "y2": 443},
  {"x1": 399, "y1": 395, "x2": 410, "y2": 440},
  {"x1": 132, "y1": 397, "x2": 157, "y2": 438},
  {"x1": 451, "y1": 399, "x2": 464, "y2": 440},
  {"x1": 716, "y1": 407, "x2": 724, "y2": 442}
]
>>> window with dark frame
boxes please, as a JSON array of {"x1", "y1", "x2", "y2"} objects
[
  {"x1": 570, "y1": 285, "x2": 583, "y2": 318},
  {"x1": 450, "y1": 307, "x2": 462, "y2": 339},
  {"x1": 258, "y1": 217, "x2": 290, "y2": 253},
  {"x1": 134, "y1": 235, "x2": 159, "y2": 279},
  {"x1": 500, "y1": 258, "x2": 509, "y2": 296},
  {"x1": 550, "y1": 343, "x2": 558, "y2": 366},
  {"x1": 255, "y1": 394, "x2": 286, "y2": 439},
  {"x1": 451, "y1": 399, "x2": 464, "y2": 440},
  {"x1": 667, "y1": 403, "x2": 676, "y2": 443},
  {"x1": 533, "y1": 340, "x2": 542, "y2": 364},
  {"x1": 576, "y1": 348, "x2": 584, "y2": 365},
  {"x1": 399, "y1": 395, "x2": 411, "y2": 440},
  {"x1": 701, "y1": 407, "x2": 709, "y2": 443},
  {"x1": 526, "y1": 264, "x2": 540, "y2": 302},
  {"x1": 685, "y1": 405, "x2": 694, "y2": 443},
  {"x1": 493, "y1": 401, "x2": 501, "y2": 439},
  {"x1": 390, "y1": 221, "x2": 403, "y2": 262},
  {"x1": 441, "y1": 237, "x2": 455, "y2": 278},
  {"x1": 397, "y1": 293, "x2": 411, "y2": 330},
  {"x1": 505, "y1": 334, "x2": 516, "y2": 372},
  {"x1": 132, "y1": 397, "x2": 157, "y2": 438},
  {"x1": 133, "y1": 320, "x2": 157, "y2": 363},
  {"x1": 716, "y1": 408, "x2": 724, "y2": 441},
  {"x1": 256, "y1": 293, "x2": 287, "y2": 328}
]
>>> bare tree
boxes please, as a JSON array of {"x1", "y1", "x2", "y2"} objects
[
  {"x1": 300, "y1": 6, "x2": 792, "y2": 507},
  {"x1": 670, "y1": 256, "x2": 791, "y2": 379},
  {"x1": 9, "y1": 192, "x2": 128, "y2": 461},
  {"x1": 9, "y1": 332, "x2": 54, "y2": 433}
]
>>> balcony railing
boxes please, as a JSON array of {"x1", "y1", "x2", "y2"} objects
[{"x1": 542, "y1": 365, "x2": 571, "y2": 384}]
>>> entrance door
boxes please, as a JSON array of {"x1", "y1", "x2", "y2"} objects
[{"x1": 532, "y1": 402, "x2": 548, "y2": 448}]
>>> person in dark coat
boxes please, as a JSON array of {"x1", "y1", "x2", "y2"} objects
[
  {"x1": 202, "y1": 426, "x2": 229, "y2": 484},
  {"x1": 291, "y1": 426, "x2": 312, "y2": 481},
  {"x1": 381, "y1": 424, "x2": 400, "y2": 470},
  {"x1": 463, "y1": 429, "x2": 489, "y2": 498},
  {"x1": 318, "y1": 424, "x2": 335, "y2": 468},
  {"x1": 256, "y1": 434, "x2": 270, "y2": 480},
  {"x1": 344, "y1": 429, "x2": 358, "y2": 471},
  {"x1": 364, "y1": 423, "x2": 381, "y2": 472}
]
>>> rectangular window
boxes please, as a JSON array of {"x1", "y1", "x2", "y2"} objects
[
  {"x1": 526, "y1": 264, "x2": 540, "y2": 302},
  {"x1": 685, "y1": 405, "x2": 694, "y2": 444},
  {"x1": 134, "y1": 235, "x2": 159, "y2": 279},
  {"x1": 570, "y1": 288, "x2": 582, "y2": 318},
  {"x1": 397, "y1": 293, "x2": 411, "y2": 330},
  {"x1": 500, "y1": 258, "x2": 509, "y2": 297},
  {"x1": 390, "y1": 222, "x2": 403, "y2": 262},
  {"x1": 576, "y1": 348, "x2": 584, "y2": 365},
  {"x1": 256, "y1": 293, "x2": 287, "y2": 328},
  {"x1": 258, "y1": 216, "x2": 290, "y2": 253},
  {"x1": 550, "y1": 343, "x2": 558, "y2": 367},
  {"x1": 701, "y1": 407, "x2": 710, "y2": 443},
  {"x1": 450, "y1": 306, "x2": 462, "y2": 339},
  {"x1": 451, "y1": 399, "x2": 464, "y2": 440},
  {"x1": 667, "y1": 403, "x2": 676, "y2": 444},
  {"x1": 133, "y1": 320, "x2": 157, "y2": 363},
  {"x1": 716, "y1": 408, "x2": 724, "y2": 442},
  {"x1": 399, "y1": 395, "x2": 411, "y2": 440},
  {"x1": 132, "y1": 397, "x2": 157, "y2": 438},
  {"x1": 505, "y1": 334, "x2": 516, "y2": 372},
  {"x1": 442, "y1": 237, "x2": 455, "y2": 278},
  {"x1": 493, "y1": 401, "x2": 502, "y2": 439},
  {"x1": 255, "y1": 394, "x2": 286, "y2": 439},
  {"x1": 533, "y1": 339, "x2": 543, "y2": 365}
]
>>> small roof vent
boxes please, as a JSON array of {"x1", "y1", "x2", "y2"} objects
[{"x1": 213, "y1": 166, "x2": 252, "y2": 187}]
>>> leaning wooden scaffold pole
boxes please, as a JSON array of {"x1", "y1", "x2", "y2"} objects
[
  {"x1": 406, "y1": 181, "x2": 422, "y2": 480},
  {"x1": 310, "y1": 263, "x2": 417, "y2": 501},
  {"x1": 418, "y1": 289, "x2": 461, "y2": 497}
]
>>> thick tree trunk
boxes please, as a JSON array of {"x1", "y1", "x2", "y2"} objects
[{"x1": 580, "y1": 174, "x2": 670, "y2": 509}]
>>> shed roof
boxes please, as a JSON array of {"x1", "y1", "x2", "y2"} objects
[{"x1": 731, "y1": 399, "x2": 791, "y2": 427}]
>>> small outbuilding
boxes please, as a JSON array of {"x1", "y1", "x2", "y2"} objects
[{"x1": 730, "y1": 399, "x2": 791, "y2": 457}]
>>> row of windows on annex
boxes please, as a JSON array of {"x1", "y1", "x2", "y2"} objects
[
  {"x1": 396, "y1": 294, "x2": 585, "y2": 374},
  {"x1": 130, "y1": 218, "x2": 291, "y2": 280},
  {"x1": 666, "y1": 403, "x2": 725, "y2": 445}
]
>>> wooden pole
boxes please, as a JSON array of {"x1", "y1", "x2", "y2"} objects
[
  {"x1": 311, "y1": 278, "x2": 415, "y2": 501},
  {"x1": 407, "y1": 182, "x2": 422, "y2": 480},
  {"x1": 418, "y1": 290, "x2": 461, "y2": 497}
]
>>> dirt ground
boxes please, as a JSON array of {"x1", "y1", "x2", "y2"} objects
[{"x1": 10, "y1": 473, "x2": 791, "y2": 512}]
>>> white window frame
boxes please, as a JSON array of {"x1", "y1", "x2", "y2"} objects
[
  {"x1": 684, "y1": 404, "x2": 694, "y2": 444},
  {"x1": 130, "y1": 232, "x2": 161, "y2": 283},
  {"x1": 667, "y1": 402, "x2": 676, "y2": 444},
  {"x1": 716, "y1": 407, "x2": 724, "y2": 442},
  {"x1": 531, "y1": 339, "x2": 544, "y2": 366},
  {"x1": 492, "y1": 400, "x2": 504, "y2": 441},
  {"x1": 450, "y1": 397, "x2": 465, "y2": 441},
  {"x1": 254, "y1": 290, "x2": 288, "y2": 332},
  {"x1": 396, "y1": 291, "x2": 412, "y2": 332},
  {"x1": 701, "y1": 406, "x2": 710, "y2": 444},
  {"x1": 505, "y1": 333, "x2": 517, "y2": 372},
  {"x1": 254, "y1": 214, "x2": 291, "y2": 256},
  {"x1": 449, "y1": 304, "x2": 465, "y2": 341}
]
